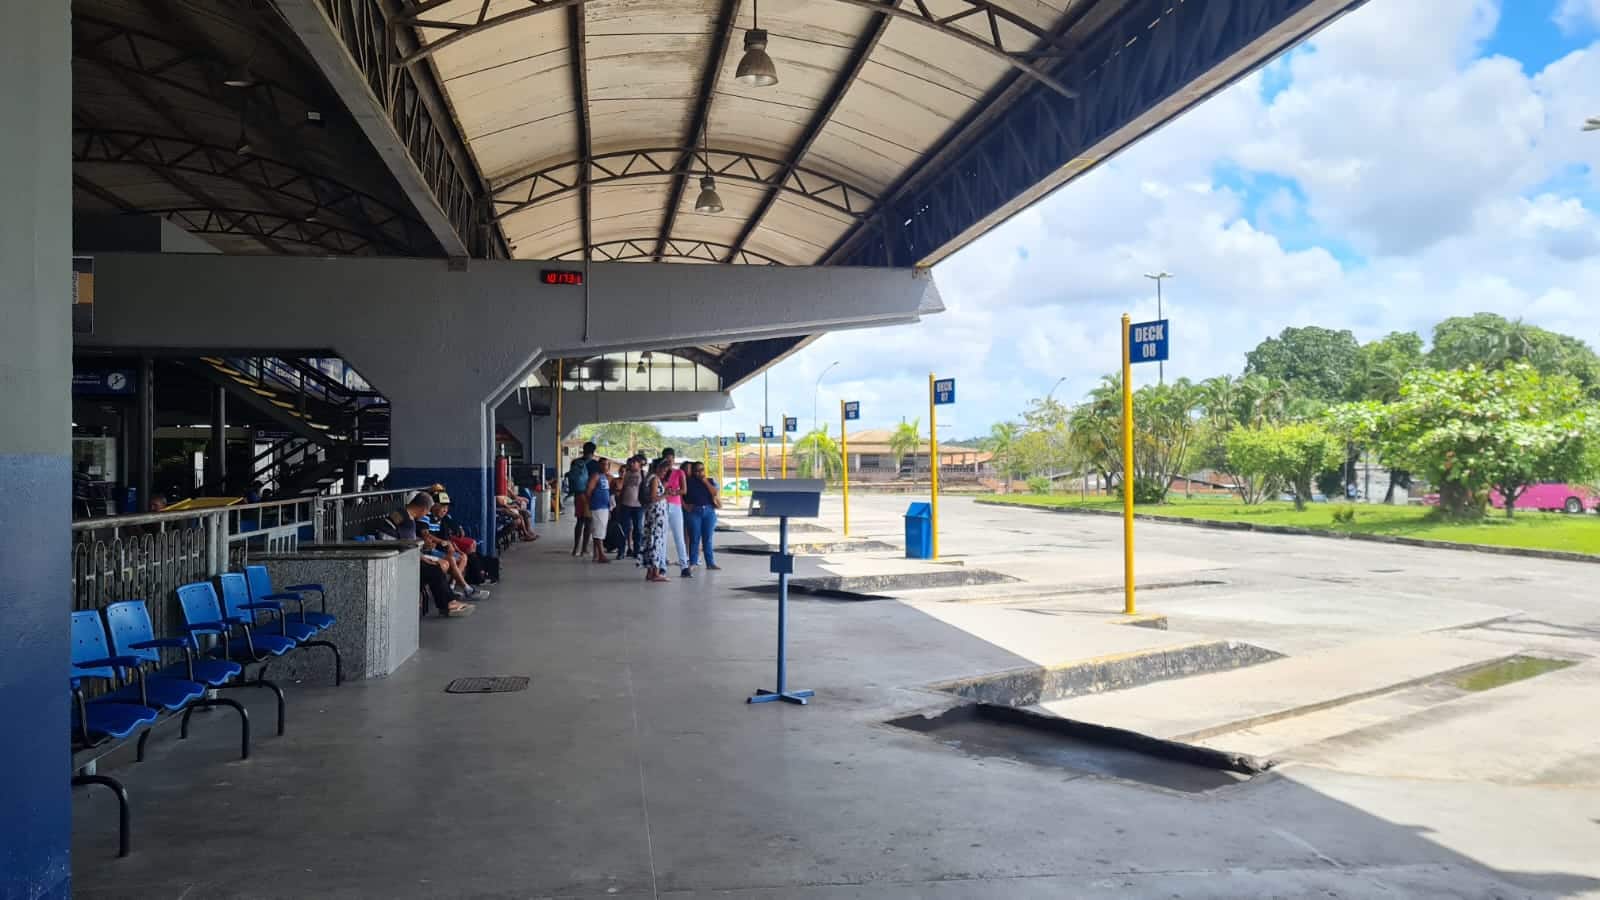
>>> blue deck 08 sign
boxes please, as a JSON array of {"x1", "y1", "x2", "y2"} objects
[
  {"x1": 1129, "y1": 319, "x2": 1170, "y2": 364},
  {"x1": 843, "y1": 401, "x2": 860, "y2": 420},
  {"x1": 933, "y1": 378, "x2": 956, "y2": 405},
  {"x1": 761, "y1": 425, "x2": 775, "y2": 439}
]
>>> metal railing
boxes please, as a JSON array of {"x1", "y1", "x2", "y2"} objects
[{"x1": 70, "y1": 487, "x2": 420, "y2": 619}]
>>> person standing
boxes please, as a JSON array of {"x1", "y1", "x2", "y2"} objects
[
  {"x1": 661, "y1": 447, "x2": 692, "y2": 578},
  {"x1": 568, "y1": 441, "x2": 597, "y2": 556},
  {"x1": 641, "y1": 458, "x2": 670, "y2": 583},
  {"x1": 585, "y1": 457, "x2": 614, "y2": 563},
  {"x1": 616, "y1": 456, "x2": 644, "y2": 560},
  {"x1": 683, "y1": 460, "x2": 721, "y2": 570}
]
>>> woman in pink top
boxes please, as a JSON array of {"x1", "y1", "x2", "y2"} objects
[{"x1": 661, "y1": 448, "x2": 691, "y2": 578}]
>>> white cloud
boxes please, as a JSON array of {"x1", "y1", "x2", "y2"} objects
[
  {"x1": 1556, "y1": 0, "x2": 1600, "y2": 34},
  {"x1": 665, "y1": 0, "x2": 1600, "y2": 438}
]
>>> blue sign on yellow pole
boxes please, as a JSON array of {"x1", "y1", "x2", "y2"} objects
[
  {"x1": 1128, "y1": 319, "x2": 1170, "y2": 364},
  {"x1": 933, "y1": 378, "x2": 956, "y2": 405},
  {"x1": 843, "y1": 401, "x2": 860, "y2": 420}
]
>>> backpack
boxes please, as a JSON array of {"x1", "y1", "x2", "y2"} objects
[{"x1": 566, "y1": 460, "x2": 589, "y2": 496}]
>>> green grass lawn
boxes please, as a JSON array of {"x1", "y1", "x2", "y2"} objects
[{"x1": 978, "y1": 493, "x2": 1600, "y2": 555}]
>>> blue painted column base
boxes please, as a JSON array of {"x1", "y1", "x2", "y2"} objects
[{"x1": 387, "y1": 466, "x2": 494, "y2": 556}]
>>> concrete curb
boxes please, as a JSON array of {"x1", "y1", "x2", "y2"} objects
[{"x1": 975, "y1": 499, "x2": 1600, "y2": 565}]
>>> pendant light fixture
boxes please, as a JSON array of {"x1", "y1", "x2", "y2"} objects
[
  {"x1": 692, "y1": 118, "x2": 724, "y2": 214},
  {"x1": 736, "y1": 0, "x2": 779, "y2": 87}
]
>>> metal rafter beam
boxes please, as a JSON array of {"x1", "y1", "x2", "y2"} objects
[
  {"x1": 73, "y1": 10, "x2": 428, "y2": 255},
  {"x1": 72, "y1": 128, "x2": 416, "y2": 252},
  {"x1": 823, "y1": 0, "x2": 1364, "y2": 268},
  {"x1": 392, "y1": 0, "x2": 585, "y2": 66},
  {"x1": 154, "y1": 207, "x2": 379, "y2": 255},
  {"x1": 724, "y1": 0, "x2": 896, "y2": 261},
  {"x1": 77, "y1": 50, "x2": 409, "y2": 256},
  {"x1": 75, "y1": 111, "x2": 292, "y2": 254},
  {"x1": 567, "y1": 5, "x2": 592, "y2": 261},
  {"x1": 274, "y1": 0, "x2": 495, "y2": 258},
  {"x1": 654, "y1": 0, "x2": 740, "y2": 262},
  {"x1": 490, "y1": 147, "x2": 875, "y2": 223},
  {"x1": 73, "y1": 174, "x2": 139, "y2": 212},
  {"x1": 389, "y1": 0, "x2": 1077, "y2": 96},
  {"x1": 550, "y1": 238, "x2": 781, "y2": 266}
]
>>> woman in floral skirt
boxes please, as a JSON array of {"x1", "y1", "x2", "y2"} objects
[{"x1": 641, "y1": 458, "x2": 670, "y2": 583}]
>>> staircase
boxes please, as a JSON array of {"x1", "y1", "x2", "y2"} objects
[{"x1": 184, "y1": 355, "x2": 389, "y2": 497}]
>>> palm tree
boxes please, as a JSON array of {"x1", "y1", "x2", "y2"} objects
[
  {"x1": 794, "y1": 427, "x2": 842, "y2": 481},
  {"x1": 889, "y1": 419, "x2": 921, "y2": 478},
  {"x1": 984, "y1": 422, "x2": 1019, "y2": 489}
]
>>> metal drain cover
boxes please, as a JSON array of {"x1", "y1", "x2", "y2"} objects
[{"x1": 446, "y1": 676, "x2": 530, "y2": 694}]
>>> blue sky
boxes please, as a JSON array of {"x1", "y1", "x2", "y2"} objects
[{"x1": 668, "y1": 0, "x2": 1600, "y2": 439}]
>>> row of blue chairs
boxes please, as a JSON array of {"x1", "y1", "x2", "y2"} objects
[{"x1": 70, "y1": 566, "x2": 341, "y2": 857}]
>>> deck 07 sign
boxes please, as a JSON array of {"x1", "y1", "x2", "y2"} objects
[
  {"x1": 933, "y1": 378, "x2": 956, "y2": 405},
  {"x1": 1129, "y1": 319, "x2": 1169, "y2": 364},
  {"x1": 843, "y1": 401, "x2": 860, "y2": 420}
]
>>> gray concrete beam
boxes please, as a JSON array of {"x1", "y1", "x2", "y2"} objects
[{"x1": 79, "y1": 253, "x2": 939, "y2": 541}]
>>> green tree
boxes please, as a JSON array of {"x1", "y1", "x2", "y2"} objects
[
  {"x1": 1429, "y1": 313, "x2": 1600, "y2": 395},
  {"x1": 1067, "y1": 375, "x2": 1201, "y2": 503},
  {"x1": 1328, "y1": 365, "x2": 1600, "y2": 519},
  {"x1": 889, "y1": 419, "x2": 921, "y2": 475},
  {"x1": 794, "y1": 427, "x2": 842, "y2": 481},
  {"x1": 1012, "y1": 429, "x2": 1059, "y2": 482},
  {"x1": 1347, "y1": 331, "x2": 1425, "y2": 403},
  {"x1": 1225, "y1": 422, "x2": 1345, "y2": 511},
  {"x1": 578, "y1": 422, "x2": 666, "y2": 459},
  {"x1": 983, "y1": 421, "x2": 1022, "y2": 487},
  {"x1": 1244, "y1": 326, "x2": 1361, "y2": 402}
]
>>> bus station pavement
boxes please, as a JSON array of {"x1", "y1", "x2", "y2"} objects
[{"x1": 69, "y1": 495, "x2": 1600, "y2": 898}]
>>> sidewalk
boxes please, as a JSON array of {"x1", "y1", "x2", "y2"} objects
[{"x1": 68, "y1": 513, "x2": 1591, "y2": 897}]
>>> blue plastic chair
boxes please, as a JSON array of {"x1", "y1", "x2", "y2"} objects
[
  {"x1": 245, "y1": 564, "x2": 336, "y2": 633},
  {"x1": 220, "y1": 572, "x2": 342, "y2": 686},
  {"x1": 176, "y1": 580, "x2": 289, "y2": 735},
  {"x1": 70, "y1": 610, "x2": 160, "y2": 859},
  {"x1": 104, "y1": 600, "x2": 250, "y2": 761}
]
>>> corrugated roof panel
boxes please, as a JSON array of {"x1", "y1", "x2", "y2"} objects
[{"x1": 585, "y1": 1, "x2": 718, "y2": 156}]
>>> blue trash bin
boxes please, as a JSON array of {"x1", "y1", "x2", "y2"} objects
[{"x1": 904, "y1": 502, "x2": 933, "y2": 559}]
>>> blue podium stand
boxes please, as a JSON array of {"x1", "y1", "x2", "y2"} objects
[{"x1": 744, "y1": 479, "x2": 823, "y2": 706}]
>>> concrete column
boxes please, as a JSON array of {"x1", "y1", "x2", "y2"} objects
[
  {"x1": 135, "y1": 356, "x2": 155, "y2": 509},
  {"x1": 209, "y1": 384, "x2": 227, "y2": 491},
  {"x1": 0, "y1": 2, "x2": 71, "y2": 895}
]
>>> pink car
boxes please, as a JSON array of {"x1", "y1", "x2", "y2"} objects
[{"x1": 1491, "y1": 484, "x2": 1598, "y2": 514}]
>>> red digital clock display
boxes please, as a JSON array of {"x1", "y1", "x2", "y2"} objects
[{"x1": 541, "y1": 269, "x2": 583, "y2": 286}]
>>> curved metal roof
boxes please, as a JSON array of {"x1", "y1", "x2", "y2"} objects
[{"x1": 408, "y1": 0, "x2": 1094, "y2": 266}]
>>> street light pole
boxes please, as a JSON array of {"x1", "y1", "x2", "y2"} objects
[
  {"x1": 1143, "y1": 271, "x2": 1173, "y2": 384},
  {"x1": 812, "y1": 360, "x2": 840, "y2": 478}
]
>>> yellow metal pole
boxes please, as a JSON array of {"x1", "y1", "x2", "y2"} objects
[
  {"x1": 702, "y1": 438, "x2": 709, "y2": 471},
  {"x1": 553, "y1": 360, "x2": 562, "y2": 523},
  {"x1": 734, "y1": 436, "x2": 742, "y2": 502},
  {"x1": 761, "y1": 433, "x2": 768, "y2": 478},
  {"x1": 841, "y1": 400, "x2": 850, "y2": 537},
  {"x1": 781, "y1": 417, "x2": 788, "y2": 479},
  {"x1": 929, "y1": 373, "x2": 940, "y2": 561},
  {"x1": 1121, "y1": 313, "x2": 1136, "y2": 616}
]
